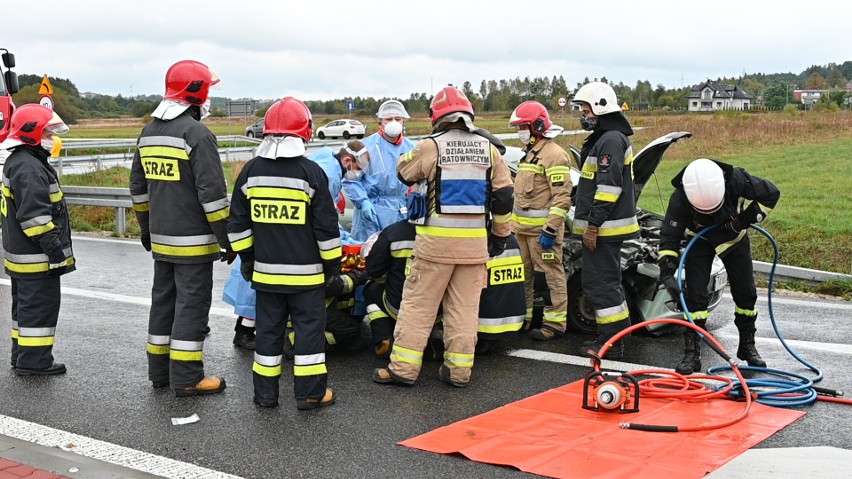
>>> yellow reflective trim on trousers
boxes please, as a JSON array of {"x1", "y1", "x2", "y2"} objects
[
  {"x1": 206, "y1": 208, "x2": 230, "y2": 222},
  {"x1": 493, "y1": 212, "x2": 512, "y2": 224},
  {"x1": 367, "y1": 309, "x2": 390, "y2": 321},
  {"x1": 390, "y1": 344, "x2": 423, "y2": 365},
  {"x1": 445, "y1": 351, "x2": 475, "y2": 368},
  {"x1": 687, "y1": 310, "x2": 709, "y2": 320},
  {"x1": 294, "y1": 363, "x2": 328, "y2": 377},
  {"x1": 593, "y1": 192, "x2": 619, "y2": 203},
  {"x1": 17, "y1": 336, "x2": 55, "y2": 347},
  {"x1": 598, "y1": 308, "x2": 630, "y2": 324},
  {"x1": 478, "y1": 322, "x2": 523, "y2": 334},
  {"x1": 525, "y1": 307, "x2": 533, "y2": 320},
  {"x1": 543, "y1": 310, "x2": 567, "y2": 323},
  {"x1": 11, "y1": 329, "x2": 19, "y2": 339},
  {"x1": 319, "y1": 247, "x2": 342, "y2": 261},
  {"x1": 152, "y1": 243, "x2": 221, "y2": 257},
  {"x1": 50, "y1": 191, "x2": 63, "y2": 202},
  {"x1": 140, "y1": 145, "x2": 190, "y2": 160},
  {"x1": 23, "y1": 222, "x2": 55, "y2": 237},
  {"x1": 253, "y1": 362, "x2": 282, "y2": 377},
  {"x1": 659, "y1": 250, "x2": 678, "y2": 258},
  {"x1": 133, "y1": 202, "x2": 150, "y2": 212},
  {"x1": 735, "y1": 306, "x2": 757, "y2": 316},
  {"x1": 253, "y1": 271, "x2": 324, "y2": 286},
  {"x1": 147, "y1": 344, "x2": 169, "y2": 355},
  {"x1": 4, "y1": 259, "x2": 50, "y2": 273},
  {"x1": 324, "y1": 332, "x2": 337, "y2": 345},
  {"x1": 231, "y1": 236, "x2": 254, "y2": 252},
  {"x1": 170, "y1": 350, "x2": 203, "y2": 361},
  {"x1": 247, "y1": 187, "x2": 311, "y2": 203},
  {"x1": 511, "y1": 214, "x2": 547, "y2": 226},
  {"x1": 415, "y1": 225, "x2": 487, "y2": 238}
]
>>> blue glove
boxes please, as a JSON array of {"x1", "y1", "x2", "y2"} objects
[
  {"x1": 360, "y1": 200, "x2": 377, "y2": 223},
  {"x1": 538, "y1": 232, "x2": 556, "y2": 250}
]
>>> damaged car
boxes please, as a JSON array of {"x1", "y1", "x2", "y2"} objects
[{"x1": 503, "y1": 131, "x2": 726, "y2": 335}]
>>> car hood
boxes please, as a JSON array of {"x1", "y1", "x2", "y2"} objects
[{"x1": 503, "y1": 131, "x2": 692, "y2": 202}]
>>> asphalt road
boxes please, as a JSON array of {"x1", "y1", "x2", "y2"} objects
[{"x1": 0, "y1": 236, "x2": 850, "y2": 479}]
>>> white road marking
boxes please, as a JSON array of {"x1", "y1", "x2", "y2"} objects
[
  {"x1": 0, "y1": 278, "x2": 234, "y2": 318},
  {"x1": 755, "y1": 295, "x2": 852, "y2": 311},
  {"x1": 0, "y1": 414, "x2": 244, "y2": 479},
  {"x1": 506, "y1": 349, "x2": 673, "y2": 371},
  {"x1": 716, "y1": 334, "x2": 852, "y2": 355}
]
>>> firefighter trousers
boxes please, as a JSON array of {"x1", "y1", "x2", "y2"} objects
[
  {"x1": 684, "y1": 235, "x2": 757, "y2": 314},
  {"x1": 364, "y1": 281, "x2": 396, "y2": 347},
  {"x1": 11, "y1": 277, "x2": 61, "y2": 370},
  {"x1": 517, "y1": 233, "x2": 567, "y2": 334},
  {"x1": 581, "y1": 241, "x2": 630, "y2": 336},
  {"x1": 389, "y1": 258, "x2": 485, "y2": 384},
  {"x1": 254, "y1": 288, "x2": 328, "y2": 404},
  {"x1": 147, "y1": 261, "x2": 213, "y2": 389}
]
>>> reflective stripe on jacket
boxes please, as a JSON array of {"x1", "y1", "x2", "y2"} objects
[{"x1": 511, "y1": 139, "x2": 572, "y2": 236}]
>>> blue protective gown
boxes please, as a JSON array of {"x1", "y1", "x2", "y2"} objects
[
  {"x1": 342, "y1": 133, "x2": 415, "y2": 241},
  {"x1": 309, "y1": 146, "x2": 355, "y2": 244}
]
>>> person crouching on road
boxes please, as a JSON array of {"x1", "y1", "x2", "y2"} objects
[
  {"x1": 371, "y1": 86, "x2": 514, "y2": 388},
  {"x1": 1, "y1": 104, "x2": 74, "y2": 376},
  {"x1": 130, "y1": 60, "x2": 233, "y2": 396},
  {"x1": 508, "y1": 101, "x2": 572, "y2": 341},
  {"x1": 228, "y1": 97, "x2": 341, "y2": 410},
  {"x1": 658, "y1": 158, "x2": 780, "y2": 374}
]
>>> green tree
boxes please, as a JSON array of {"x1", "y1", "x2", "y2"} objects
[
  {"x1": 826, "y1": 68, "x2": 847, "y2": 88},
  {"x1": 764, "y1": 83, "x2": 787, "y2": 109}
]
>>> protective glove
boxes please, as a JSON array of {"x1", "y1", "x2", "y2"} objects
[
  {"x1": 723, "y1": 217, "x2": 745, "y2": 234},
  {"x1": 487, "y1": 234, "x2": 508, "y2": 257},
  {"x1": 240, "y1": 258, "x2": 254, "y2": 282},
  {"x1": 141, "y1": 233, "x2": 152, "y2": 252},
  {"x1": 582, "y1": 225, "x2": 599, "y2": 252},
  {"x1": 538, "y1": 226, "x2": 557, "y2": 250},
  {"x1": 360, "y1": 200, "x2": 377, "y2": 223},
  {"x1": 658, "y1": 255, "x2": 682, "y2": 301},
  {"x1": 347, "y1": 268, "x2": 370, "y2": 286},
  {"x1": 662, "y1": 275, "x2": 682, "y2": 302},
  {"x1": 220, "y1": 250, "x2": 237, "y2": 264}
]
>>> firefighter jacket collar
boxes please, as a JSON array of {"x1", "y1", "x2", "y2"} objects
[
  {"x1": 152, "y1": 99, "x2": 192, "y2": 121},
  {"x1": 257, "y1": 136, "x2": 307, "y2": 159}
]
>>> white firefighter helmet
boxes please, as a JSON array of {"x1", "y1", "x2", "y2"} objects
[
  {"x1": 571, "y1": 82, "x2": 620, "y2": 116},
  {"x1": 682, "y1": 159, "x2": 725, "y2": 214}
]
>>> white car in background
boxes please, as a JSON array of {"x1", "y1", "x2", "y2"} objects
[{"x1": 316, "y1": 119, "x2": 366, "y2": 139}]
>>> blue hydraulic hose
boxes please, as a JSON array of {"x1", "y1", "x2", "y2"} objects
[{"x1": 675, "y1": 224, "x2": 824, "y2": 407}]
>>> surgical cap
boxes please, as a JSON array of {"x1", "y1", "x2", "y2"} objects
[{"x1": 376, "y1": 100, "x2": 410, "y2": 119}]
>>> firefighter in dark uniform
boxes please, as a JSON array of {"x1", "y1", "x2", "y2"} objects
[
  {"x1": 475, "y1": 233, "x2": 525, "y2": 354},
  {"x1": 130, "y1": 60, "x2": 232, "y2": 396},
  {"x1": 659, "y1": 158, "x2": 780, "y2": 374},
  {"x1": 228, "y1": 97, "x2": 341, "y2": 410},
  {"x1": 283, "y1": 268, "x2": 369, "y2": 358},
  {"x1": 363, "y1": 218, "x2": 416, "y2": 358},
  {"x1": 1, "y1": 104, "x2": 73, "y2": 376},
  {"x1": 570, "y1": 82, "x2": 639, "y2": 360}
]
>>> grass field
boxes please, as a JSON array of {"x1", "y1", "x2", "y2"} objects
[{"x1": 61, "y1": 111, "x2": 852, "y2": 295}]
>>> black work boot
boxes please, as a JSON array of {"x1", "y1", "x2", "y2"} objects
[
  {"x1": 675, "y1": 330, "x2": 701, "y2": 375},
  {"x1": 232, "y1": 316, "x2": 256, "y2": 350},
  {"x1": 579, "y1": 319, "x2": 629, "y2": 360},
  {"x1": 734, "y1": 313, "x2": 766, "y2": 367}
]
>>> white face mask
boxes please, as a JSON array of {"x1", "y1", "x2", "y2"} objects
[
  {"x1": 344, "y1": 167, "x2": 363, "y2": 180},
  {"x1": 517, "y1": 129, "x2": 531, "y2": 144},
  {"x1": 41, "y1": 138, "x2": 54, "y2": 152},
  {"x1": 199, "y1": 99, "x2": 212, "y2": 120},
  {"x1": 383, "y1": 120, "x2": 403, "y2": 137}
]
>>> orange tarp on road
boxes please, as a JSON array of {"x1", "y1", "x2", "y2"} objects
[{"x1": 401, "y1": 380, "x2": 804, "y2": 479}]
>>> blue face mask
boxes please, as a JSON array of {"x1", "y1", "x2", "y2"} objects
[{"x1": 580, "y1": 114, "x2": 598, "y2": 131}]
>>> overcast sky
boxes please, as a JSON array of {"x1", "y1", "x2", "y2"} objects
[{"x1": 4, "y1": 0, "x2": 849, "y2": 101}]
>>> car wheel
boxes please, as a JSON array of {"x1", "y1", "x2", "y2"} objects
[
  {"x1": 318, "y1": 132, "x2": 326, "y2": 139},
  {"x1": 356, "y1": 135, "x2": 364, "y2": 139},
  {"x1": 343, "y1": 131, "x2": 351, "y2": 139},
  {"x1": 246, "y1": 131, "x2": 254, "y2": 138},
  {"x1": 566, "y1": 273, "x2": 598, "y2": 334}
]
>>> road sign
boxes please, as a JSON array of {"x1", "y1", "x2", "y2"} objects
[
  {"x1": 39, "y1": 95, "x2": 54, "y2": 110},
  {"x1": 621, "y1": 102, "x2": 630, "y2": 111},
  {"x1": 39, "y1": 75, "x2": 54, "y2": 95},
  {"x1": 557, "y1": 97, "x2": 567, "y2": 107},
  {"x1": 347, "y1": 101, "x2": 355, "y2": 110}
]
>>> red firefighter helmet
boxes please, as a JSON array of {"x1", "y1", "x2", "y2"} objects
[
  {"x1": 509, "y1": 101, "x2": 552, "y2": 136},
  {"x1": 163, "y1": 60, "x2": 219, "y2": 106},
  {"x1": 429, "y1": 86, "x2": 474, "y2": 125},
  {"x1": 263, "y1": 97, "x2": 313, "y2": 141},
  {"x1": 7, "y1": 104, "x2": 69, "y2": 146}
]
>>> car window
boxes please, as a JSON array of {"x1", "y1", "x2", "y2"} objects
[{"x1": 349, "y1": 120, "x2": 363, "y2": 126}]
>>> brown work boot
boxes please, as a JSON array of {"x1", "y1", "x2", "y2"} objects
[
  {"x1": 174, "y1": 376, "x2": 226, "y2": 397},
  {"x1": 530, "y1": 328, "x2": 557, "y2": 341},
  {"x1": 371, "y1": 367, "x2": 415, "y2": 386},
  {"x1": 296, "y1": 388, "x2": 336, "y2": 410},
  {"x1": 374, "y1": 338, "x2": 392, "y2": 358},
  {"x1": 438, "y1": 364, "x2": 469, "y2": 388}
]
